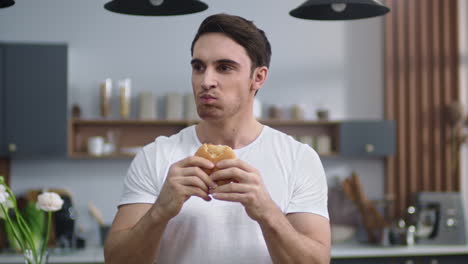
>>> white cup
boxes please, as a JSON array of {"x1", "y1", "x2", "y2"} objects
[
  {"x1": 316, "y1": 135, "x2": 331, "y2": 154},
  {"x1": 88, "y1": 136, "x2": 105, "y2": 156},
  {"x1": 299, "y1": 135, "x2": 315, "y2": 148}
]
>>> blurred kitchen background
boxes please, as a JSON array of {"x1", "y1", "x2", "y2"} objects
[{"x1": 0, "y1": 0, "x2": 467, "y2": 263}]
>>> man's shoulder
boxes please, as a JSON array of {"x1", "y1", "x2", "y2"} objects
[
  {"x1": 150, "y1": 125, "x2": 195, "y2": 145},
  {"x1": 263, "y1": 125, "x2": 303, "y2": 146},
  {"x1": 140, "y1": 125, "x2": 196, "y2": 154},
  {"x1": 262, "y1": 125, "x2": 318, "y2": 157}
]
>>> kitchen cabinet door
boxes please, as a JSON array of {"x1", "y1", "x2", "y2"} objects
[
  {"x1": 338, "y1": 120, "x2": 396, "y2": 157},
  {"x1": 1, "y1": 43, "x2": 67, "y2": 158}
]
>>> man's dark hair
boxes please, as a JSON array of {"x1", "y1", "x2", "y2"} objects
[{"x1": 191, "y1": 13, "x2": 272, "y2": 74}]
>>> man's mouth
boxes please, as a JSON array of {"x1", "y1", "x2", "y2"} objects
[{"x1": 199, "y1": 94, "x2": 217, "y2": 103}]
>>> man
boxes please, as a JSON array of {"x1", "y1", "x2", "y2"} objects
[{"x1": 105, "y1": 13, "x2": 330, "y2": 264}]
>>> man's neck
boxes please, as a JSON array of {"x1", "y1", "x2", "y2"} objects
[{"x1": 195, "y1": 116, "x2": 263, "y2": 150}]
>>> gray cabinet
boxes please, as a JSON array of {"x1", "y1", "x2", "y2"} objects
[
  {"x1": 338, "y1": 120, "x2": 396, "y2": 157},
  {"x1": 0, "y1": 43, "x2": 68, "y2": 158},
  {"x1": 0, "y1": 45, "x2": 5, "y2": 156}
]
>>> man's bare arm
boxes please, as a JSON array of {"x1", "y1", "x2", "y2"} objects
[
  {"x1": 259, "y1": 211, "x2": 331, "y2": 264},
  {"x1": 104, "y1": 204, "x2": 169, "y2": 264},
  {"x1": 211, "y1": 159, "x2": 331, "y2": 264},
  {"x1": 104, "y1": 156, "x2": 216, "y2": 264}
]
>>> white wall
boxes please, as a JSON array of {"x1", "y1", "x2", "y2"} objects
[{"x1": 0, "y1": 0, "x2": 385, "y2": 245}]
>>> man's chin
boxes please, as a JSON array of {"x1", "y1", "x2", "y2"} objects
[
  {"x1": 198, "y1": 109, "x2": 226, "y2": 121},
  {"x1": 198, "y1": 113, "x2": 222, "y2": 121},
  {"x1": 197, "y1": 106, "x2": 223, "y2": 120}
]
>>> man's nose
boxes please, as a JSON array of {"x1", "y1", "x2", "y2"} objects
[{"x1": 201, "y1": 69, "x2": 217, "y2": 90}]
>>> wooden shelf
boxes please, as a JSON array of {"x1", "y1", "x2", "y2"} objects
[
  {"x1": 68, "y1": 150, "x2": 340, "y2": 159},
  {"x1": 68, "y1": 118, "x2": 340, "y2": 159},
  {"x1": 71, "y1": 118, "x2": 199, "y2": 126},
  {"x1": 262, "y1": 119, "x2": 340, "y2": 126},
  {"x1": 70, "y1": 118, "x2": 338, "y2": 126},
  {"x1": 68, "y1": 152, "x2": 136, "y2": 159}
]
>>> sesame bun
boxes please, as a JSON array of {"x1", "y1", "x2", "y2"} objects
[{"x1": 195, "y1": 143, "x2": 236, "y2": 185}]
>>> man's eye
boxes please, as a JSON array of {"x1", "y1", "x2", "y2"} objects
[
  {"x1": 192, "y1": 64, "x2": 204, "y2": 71},
  {"x1": 218, "y1": 65, "x2": 233, "y2": 72}
]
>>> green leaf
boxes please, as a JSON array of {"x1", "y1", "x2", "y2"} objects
[
  {"x1": 4, "y1": 218, "x2": 21, "y2": 251},
  {"x1": 22, "y1": 202, "x2": 45, "y2": 253}
]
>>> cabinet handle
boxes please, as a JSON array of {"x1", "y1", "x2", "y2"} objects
[
  {"x1": 8, "y1": 143, "x2": 17, "y2": 153},
  {"x1": 365, "y1": 144, "x2": 375, "y2": 153}
]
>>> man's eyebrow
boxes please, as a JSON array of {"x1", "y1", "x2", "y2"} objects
[
  {"x1": 216, "y1": 59, "x2": 240, "y2": 66},
  {"x1": 190, "y1": 58, "x2": 204, "y2": 65},
  {"x1": 190, "y1": 58, "x2": 240, "y2": 66}
]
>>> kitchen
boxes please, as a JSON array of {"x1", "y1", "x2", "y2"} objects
[{"x1": 1, "y1": 0, "x2": 468, "y2": 263}]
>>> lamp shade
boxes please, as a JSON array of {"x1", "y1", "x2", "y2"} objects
[
  {"x1": 290, "y1": 0, "x2": 390, "y2": 20},
  {"x1": 104, "y1": 0, "x2": 208, "y2": 16},
  {"x1": 0, "y1": 0, "x2": 14, "y2": 8}
]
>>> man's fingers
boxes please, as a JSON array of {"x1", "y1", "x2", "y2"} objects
[
  {"x1": 184, "y1": 186, "x2": 212, "y2": 202},
  {"x1": 210, "y1": 182, "x2": 251, "y2": 194},
  {"x1": 179, "y1": 175, "x2": 210, "y2": 192},
  {"x1": 177, "y1": 156, "x2": 215, "y2": 170},
  {"x1": 211, "y1": 192, "x2": 244, "y2": 203},
  {"x1": 216, "y1": 159, "x2": 256, "y2": 173},
  {"x1": 211, "y1": 167, "x2": 257, "y2": 184},
  {"x1": 179, "y1": 166, "x2": 217, "y2": 189}
]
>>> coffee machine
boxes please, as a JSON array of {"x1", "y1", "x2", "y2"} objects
[
  {"x1": 54, "y1": 193, "x2": 76, "y2": 248},
  {"x1": 415, "y1": 192, "x2": 466, "y2": 244}
]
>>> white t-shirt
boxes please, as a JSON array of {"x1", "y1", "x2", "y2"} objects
[{"x1": 119, "y1": 125, "x2": 328, "y2": 264}]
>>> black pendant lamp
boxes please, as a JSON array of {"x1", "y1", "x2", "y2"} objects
[
  {"x1": 290, "y1": 0, "x2": 390, "y2": 20},
  {"x1": 0, "y1": 0, "x2": 15, "y2": 8},
  {"x1": 104, "y1": 0, "x2": 208, "y2": 16}
]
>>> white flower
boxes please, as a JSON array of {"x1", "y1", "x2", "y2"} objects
[
  {"x1": 0, "y1": 185, "x2": 13, "y2": 219},
  {"x1": 0, "y1": 185, "x2": 10, "y2": 204},
  {"x1": 0, "y1": 199, "x2": 14, "y2": 219},
  {"x1": 36, "y1": 192, "x2": 64, "y2": 212}
]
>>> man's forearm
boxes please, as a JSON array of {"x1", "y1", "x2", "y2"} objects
[
  {"x1": 258, "y1": 208, "x2": 330, "y2": 264},
  {"x1": 104, "y1": 209, "x2": 169, "y2": 264}
]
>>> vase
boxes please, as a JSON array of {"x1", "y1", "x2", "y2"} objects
[{"x1": 23, "y1": 250, "x2": 49, "y2": 264}]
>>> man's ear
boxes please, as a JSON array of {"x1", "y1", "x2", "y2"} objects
[{"x1": 251, "y1": 66, "x2": 268, "y2": 93}]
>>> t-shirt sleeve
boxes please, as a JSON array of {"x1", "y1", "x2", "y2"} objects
[
  {"x1": 118, "y1": 145, "x2": 159, "y2": 207},
  {"x1": 286, "y1": 145, "x2": 329, "y2": 219}
]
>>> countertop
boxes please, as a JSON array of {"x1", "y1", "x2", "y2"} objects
[
  {"x1": 331, "y1": 243, "x2": 468, "y2": 258},
  {"x1": 1, "y1": 244, "x2": 468, "y2": 263},
  {"x1": 0, "y1": 247, "x2": 104, "y2": 263}
]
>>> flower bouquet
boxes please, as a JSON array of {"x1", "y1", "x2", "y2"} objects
[{"x1": 0, "y1": 176, "x2": 64, "y2": 264}]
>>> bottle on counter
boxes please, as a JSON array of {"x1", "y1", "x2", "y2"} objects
[
  {"x1": 119, "y1": 78, "x2": 131, "y2": 119},
  {"x1": 291, "y1": 104, "x2": 305, "y2": 120},
  {"x1": 184, "y1": 93, "x2": 199, "y2": 121},
  {"x1": 268, "y1": 105, "x2": 283, "y2": 120},
  {"x1": 100, "y1": 78, "x2": 112, "y2": 118},
  {"x1": 138, "y1": 91, "x2": 156, "y2": 120},
  {"x1": 166, "y1": 92, "x2": 183, "y2": 120}
]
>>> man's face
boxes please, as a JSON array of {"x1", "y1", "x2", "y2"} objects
[{"x1": 191, "y1": 33, "x2": 255, "y2": 121}]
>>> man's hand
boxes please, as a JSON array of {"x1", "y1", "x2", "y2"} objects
[
  {"x1": 209, "y1": 159, "x2": 278, "y2": 221},
  {"x1": 153, "y1": 156, "x2": 217, "y2": 221}
]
